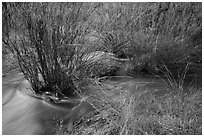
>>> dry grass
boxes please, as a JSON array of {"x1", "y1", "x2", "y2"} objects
[
  {"x1": 2, "y1": 3, "x2": 201, "y2": 135},
  {"x1": 55, "y1": 73, "x2": 202, "y2": 135}
]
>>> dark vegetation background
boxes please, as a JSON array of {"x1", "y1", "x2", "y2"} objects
[
  {"x1": 2, "y1": 2, "x2": 202, "y2": 95},
  {"x1": 2, "y1": 2, "x2": 202, "y2": 135}
]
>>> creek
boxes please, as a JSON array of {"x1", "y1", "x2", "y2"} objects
[{"x1": 2, "y1": 73, "x2": 169, "y2": 135}]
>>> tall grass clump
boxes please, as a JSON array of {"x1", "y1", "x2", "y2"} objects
[
  {"x1": 83, "y1": 2, "x2": 201, "y2": 76},
  {"x1": 87, "y1": 3, "x2": 135, "y2": 58},
  {"x1": 157, "y1": 62, "x2": 192, "y2": 93},
  {"x1": 2, "y1": 2, "x2": 105, "y2": 96},
  {"x1": 92, "y1": 3, "x2": 201, "y2": 75},
  {"x1": 127, "y1": 2, "x2": 202, "y2": 75}
]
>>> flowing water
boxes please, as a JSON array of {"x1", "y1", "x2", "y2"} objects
[
  {"x1": 2, "y1": 73, "x2": 83, "y2": 135},
  {"x1": 2, "y1": 73, "x2": 169, "y2": 135}
]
